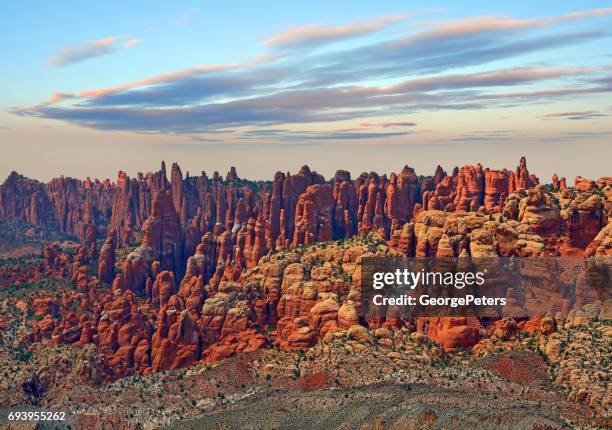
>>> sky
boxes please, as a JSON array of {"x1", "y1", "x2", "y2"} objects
[{"x1": 1, "y1": 1, "x2": 611, "y2": 183}]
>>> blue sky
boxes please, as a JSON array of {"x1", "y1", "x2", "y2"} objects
[{"x1": 1, "y1": 1, "x2": 611, "y2": 181}]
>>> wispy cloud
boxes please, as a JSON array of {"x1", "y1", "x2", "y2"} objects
[
  {"x1": 384, "y1": 67, "x2": 597, "y2": 93},
  {"x1": 263, "y1": 15, "x2": 406, "y2": 50},
  {"x1": 240, "y1": 128, "x2": 412, "y2": 141},
  {"x1": 541, "y1": 130, "x2": 612, "y2": 141},
  {"x1": 542, "y1": 110, "x2": 608, "y2": 120},
  {"x1": 47, "y1": 36, "x2": 141, "y2": 67},
  {"x1": 449, "y1": 130, "x2": 524, "y2": 143},
  {"x1": 406, "y1": 8, "x2": 612, "y2": 41},
  {"x1": 360, "y1": 121, "x2": 417, "y2": 128},
  {"x1": 20, "y1": 63, "x2": 608, "y2": 134},
  {"x1": 291, "y1": 131, "x2": 412, "y2": 140},
  {"x1": 45, "y1": 56, "x2": 275, "y2": 103}
]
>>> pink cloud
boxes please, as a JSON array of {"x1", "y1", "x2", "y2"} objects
[
  {"x1": 397, "y1": 8, "x2": 612, "y2": 46},
  {"x1": 384, "y1": 67, "x2": 598, "y2": 94},
  {"x1": 77, "y1": 63, "x2": 241, "y2": 98},
  {"x1": 263, "y1": 15, "x2": 406, "y2": 49},
  {"x1": 46, "y1": 54, "x2": 278, "y2": 103},
  {"x1": 47, "y1": 92, "x2": 74, "y2": 103},
  {"x1": 47, "y1": 36, "x2": 141, "y2": 67}
]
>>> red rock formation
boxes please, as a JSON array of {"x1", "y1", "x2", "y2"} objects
[
  {"x1": 6, "y1": 156, "x2": 612, "y2": 382},
  {"x1": 434, "y1": 165, "x2": 446, "y2": 184},
  {"x1": 454, "y1": 164, "x2": 484, "y2": 212},
  {"x1": 293, "y1": 184, "x2": 334, "y2": 246},
  {"x1": 395, "y1": 166, "x2": 420, "y2": 224},
  {"x1": 248, "y1": 215, "x2": 266, "y2": 267},
  {"x1": 562, "y1": 194, "x2": 606, "y2": 249},
  {"x1": 170, "y1": 162, "x2": 184, "y2": 216},
  {"x1": 201, "y1": 330, "x2": 266, "y2": 362},
  {"x1": 552, "y1": 174, "x2": 560, "y2": 190},
  {"x1": 0, "y1": 172, "x2": 54, "y2": 227},
  {"x1": 124, "y1": 189, "x2": 183, "y2": 294},
  {"x1": 518, "y1": 186, "x2": 560, "y2": 236},
  {"x1": 2, "y1": 156, "x2": 570, "y2": 268},
  {"x1": 417, "y1": 317, "x2": 481, "y2": 351},
  {"x1": 515, "y1": 156, "x2": 537, "y2": 189},
  {"x1": 575, "y1": 176, "x2": 597, "y2": 192},
  {"x1": 151, "y1": 308, "x2": 200, "y2": 372},
  {"x1": 81, "y1": 222, "x2": 97, "y2": 262},
  {"x1": 484, "y1": 169, "x2": 509, "y2": 213},
  {"x1": 152, "y1": 271, "x2": 176, "y2": 306},
  {"x1": 281, "y1": 166, "x2": 324, "y2": 241},
  {"x1": 0, "y1": 173, "x2": 95, "y2": 241},
  {"x1": 586, "y1": 221, "x2": 612, "y2": 256},
  {"x1": 332, "y1": 171, "x2": 357, "y2": 239},
  {"x1": 278, "y1": 318, "x2": 316, "y2": 351},
  {"x1": 98, "y1": 230, "x2": 117, "y2": 283},
  {"x1": 425, "y1": 176, "x2": 455, "y2": 211},
  {"x1": 597, "y1": 176, "x2": 612, "y2": 189}
]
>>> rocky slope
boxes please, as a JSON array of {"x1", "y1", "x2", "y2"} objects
[
  {"x1": 6, "y1": 223, "x2": 608, "y2": 376},
  {"x1": 0, "y1": 158, "x2": 610, "y2": 429},
  {"x1": 0, "y1": 234, "x2": 610, "y2": 427},
  {"x1": 0, "y1": 317, "x2": 609, "y2": 429}
]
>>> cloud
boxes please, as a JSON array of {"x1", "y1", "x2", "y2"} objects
[
  {"x1": 240, "y1": 129, "x2": 292, "y2": 136},
  {"x1": 449, "y1": 130, "x2": 524, "y2": 143},
  {"x1": 542, "y1": 110, "x2": 607, "y2": 120},
  {"x1": 360, "y1": 122, "x2": 417, "y2": 128},
  {"x1": 384, "y1": 67, "x2": 597, "y2": 93},
  {"x1": 540, "y1": 130, "x2": 612, "y2": 141},
  {"x1": 18, "y1": 64, "x2": 612, "y2": 134},
  {"x1": 48, "y1": 36, "x2": 141, "y2": 67},
  {"x1": 47, "y1": 92, "x2": 73, "y2": 103},
  {"x1": 451, "y1": 135, "x2": 514, "y2": 142},
  {"x1": 240, "y1": 128, "x2": 412, "y2": 141},
  {"x1": 304, "y1": 29, "x2": 607, "y2": 85},
  {"x1": 78, "y1": 65, "x2": 293, "y2": 107},
  {"x1": 405, "y1": 8, "x2": 612, "y2": 40},
  {"x1": 49, "y1": 55, "x2": 277, "y2": 103},
  {"x1": 288, "y1": 131, "x2": 411, "y2": 140},
  {"x1": 80, "y1": 64, "x2": 602, "y2": 112},
  {"x1": 261, "y1": 8, "x2": 612, "y2": 52},
  {"x1": 20, "y1": 8, "x2": 612, "y2": 138},
  {"x1": 263, "y1": 15, "x2": 406, "y2": 50}
]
